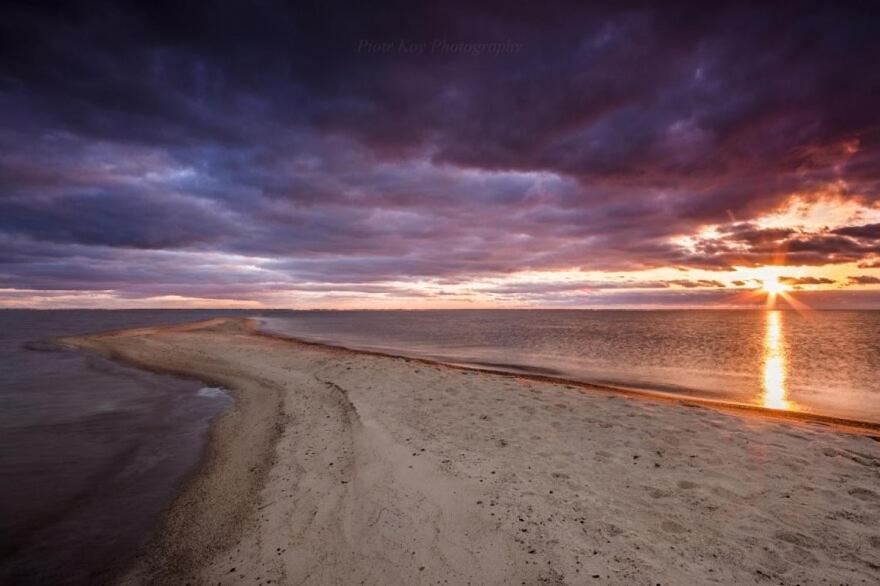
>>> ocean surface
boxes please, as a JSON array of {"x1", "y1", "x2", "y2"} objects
[
  {"x1": 2, "y1": 309, "x2": 879, "y2": 584},
  {"x1": 258, "y1": 309, "x2": 880, "y2": 424},
  {"x1": 0, "y1": 310, "x2": 245, "y2": 585}
]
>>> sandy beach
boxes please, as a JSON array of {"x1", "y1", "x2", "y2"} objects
[{"x1": 60, "y1": 318, "x2": 880, "y2": 585}]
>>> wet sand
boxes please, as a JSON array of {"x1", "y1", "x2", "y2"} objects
[{"x1": 62, "y1": 318, "x2": 880, "y2": 585}]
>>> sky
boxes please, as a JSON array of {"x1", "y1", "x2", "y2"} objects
[{"x1": 1, "y1": 1, "x2": 880, "y2": 309}]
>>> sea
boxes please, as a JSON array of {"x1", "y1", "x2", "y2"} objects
[
  {"x1": 0, "y1": 310, "x2": 243, "y2": 584},
  {"x1": 258, "y1": 309, "x2": 880, "y2": 423},
  {"x1": 2, "y1": 308, "x2": 879, "y2": 583}
]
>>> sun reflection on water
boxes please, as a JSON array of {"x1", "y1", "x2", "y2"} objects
[{"x1": 762, "y1": 311, "x2": 791, "y2": 410}]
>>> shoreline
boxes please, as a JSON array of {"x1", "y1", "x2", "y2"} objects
[
  {"x1": 60, "y1": 319, "x2": 287, "y2": 584},
  {"x1": 60, "y1": 318, "x2": 880, "y2": 584},
  {"x1": 252, "y1": 322, "x2": 880, "y2": 437}
]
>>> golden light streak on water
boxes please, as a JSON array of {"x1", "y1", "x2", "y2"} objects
[{"x1": 762, "y1": 311, "x2": 791, "y2": 410}]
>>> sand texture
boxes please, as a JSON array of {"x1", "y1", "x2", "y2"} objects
[{"x1": 61, "y1": 319, "x2": 880, "y2": 585}]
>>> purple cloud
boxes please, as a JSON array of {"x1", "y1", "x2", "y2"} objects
[
  {"x1": 1, "y1": 3, "x2": 880, "y2": 305},
  {"x1": 848, "y1": 275, "x2": 880, "y2": 285},
  {"x1": 780, "y1": 276, "x2": 836, "y2": 286}
]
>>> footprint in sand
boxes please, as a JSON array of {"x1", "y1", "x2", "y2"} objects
[
  {"x1": 848, "y1": 487, "x2": 879, "y2": 502},
  {"x1": 646, "y1": 487, "x2": 673, "y2": 499},
  {"x1": 774, "y1": 530, "x2": 817, "y2": 548},
  {"x1": 661, "y1": 520, "x2": 687, "y2": 534},
  {"x1": 783, "y1": 545, "x2": 818, "y2": 565}
]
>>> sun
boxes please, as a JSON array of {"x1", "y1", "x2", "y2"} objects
[
  {"x1": 761, "y1": 275, "x2": 789, "y2": 295},
  {"x1": 758, "y1": 274, "x2": 807, "y2": 310}
]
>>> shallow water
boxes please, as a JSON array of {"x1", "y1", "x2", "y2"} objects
[
  {"x1": 259, "y1": 309, "x2": 880, "y2": 424},
  {"x1": 0, "y1": 310, "x2": 243, "y2": 585}
]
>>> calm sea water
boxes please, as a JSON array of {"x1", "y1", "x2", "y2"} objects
[
  {"x1": 0, "y1": 310, "x2": 245, "y2": 585},
  {"x1": 259, "y1": 309, "x2": 880, "y2": 424}
]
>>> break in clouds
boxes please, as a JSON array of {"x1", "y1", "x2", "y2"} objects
[{"x1": 1, "y1": 2, "x2": 880, "y2": 307}]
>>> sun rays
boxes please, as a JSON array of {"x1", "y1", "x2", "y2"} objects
[
  {"x1": 761, "y1": 275, "x2": 791, "y2": 308},
  {"x1": 722, "y1": 268, "x2": 813, "y2": 310}
]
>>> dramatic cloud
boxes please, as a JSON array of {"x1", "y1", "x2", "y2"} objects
[
  {"x1": 1, "y1": 2, "x2": 880, "y2": 307},
  {"x1": 780, "y1": 276, "x2": 836, "y2": 286},
  {"x1": 833, "y1": 223, "x2": 880, "y2": 240},
  {"x1": 680, "y1": 222, "x2": 880, "y2": 269},
  {"x1": 848, "y1": 275, "x2": 880, "y2": 285}
]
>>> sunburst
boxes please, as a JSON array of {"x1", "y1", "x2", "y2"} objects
[
  {"x1": 757, "y1": 272, "x2": 808, "y2": 310},
  {"x1": 762, "y1": 275, "x2": 789, "y2": 307},
  {"x1": 724, "y1": 270, "x2": 810, "y2": 310}
]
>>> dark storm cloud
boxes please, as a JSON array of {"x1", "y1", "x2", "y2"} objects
[
  {"x1": 779, "y1": 276, "x2": 836, "y2": 286},
  {"x1": 833, "y1": 223, "x2": 880, "y2": 240},
  {"x1": 666, "y1": 279, "x2": 725, "y2": 289},
  {"x1": 482, "y1": 281, "x2": 669, "y2": 296},
  {"x1": 2, "y1": 1, "x2": 880, "y2": 303},
  {"x1": 848, "y1": 275, "x2": 880, "y2": 285},
  {"x1": 0, "y1": 192, "x2": 233, "y2": 248},
  {"x1": 684, "y1": 225, "x2": 880, "y2": 269},
  {"x1": 722, "y1": 224, "x2": 798, "y2": 245}
]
